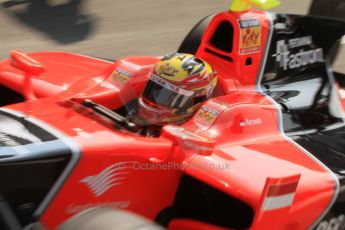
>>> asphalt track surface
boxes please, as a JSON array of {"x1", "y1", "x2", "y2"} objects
[{"x1": 0, "y1": 0, "x2": 344, "y2": 71}]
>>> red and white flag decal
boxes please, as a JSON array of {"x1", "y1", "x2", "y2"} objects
[
  {"x1": 252, "y1": 175, "x2": 301, "y2": 229},
  {"x1": 261, "y1": 180, "x2": 299, "y2": 211}
]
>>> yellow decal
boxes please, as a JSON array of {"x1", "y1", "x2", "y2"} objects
[
  {"x1": 195, "y1": 106, "x2": 219, "y2": 125},
  {"x1": 111, "y1": 68, "x2": 132, "y2": 85},
  {"x1": 239, "y1": 18, "x2": 261, "y2": 54}
]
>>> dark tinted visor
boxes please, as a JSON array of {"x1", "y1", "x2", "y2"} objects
[{"x1": 143, "y1": 76, "x2": 195, "y2": 109}]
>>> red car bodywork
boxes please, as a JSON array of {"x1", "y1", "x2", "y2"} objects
[{"x1": 0, "y1": 9, "x2": 344, "y2": 230}]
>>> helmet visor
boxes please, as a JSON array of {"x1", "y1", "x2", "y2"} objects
[{"x1": 142, "y1": 74, "x2": 195, "y2": 109}]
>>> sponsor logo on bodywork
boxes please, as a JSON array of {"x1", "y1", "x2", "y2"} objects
[
  {"x1": 66, "y1": 201, "x2": 130, "y2": 214},
  {"x1": 316, "y1": 214, "x2": 345, "y2": 230},
  {"x1": 195, "y1": 106, "x2": 220, "y2": 125},
  {"x1": 240, "y1": 118, "x2": 263, "y2": 127},
  {"x1": 273, "y1": 36, "x2": 324, "y2": 71},
  {"x1": 194, "y1": 101, "x2": 228, "y2": 128},
  {"x1": 111, "y1": 68, "x2": 133, "y2": 85},
  {"x1": 80, "y1": 161, "x2": 134, "y2": 197},
  {"x1": 239, "y1": 18, "x2": 261, "y2": 54}
]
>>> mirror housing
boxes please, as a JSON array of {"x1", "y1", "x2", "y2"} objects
[
  {"x1": 10, "y1": 50, "x2": 45, "y2": 76},
  {"x1": 9, "y1": 50, "x2": 45, "y2": 100}
]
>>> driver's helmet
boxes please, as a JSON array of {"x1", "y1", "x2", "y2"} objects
[{"x1": 138, "y1": 53, "x2": 217, "y2": 125}]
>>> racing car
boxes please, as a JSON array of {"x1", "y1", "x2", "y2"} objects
[{"x1": 1, "y1": 0, "x2": 345, "y2": 229}]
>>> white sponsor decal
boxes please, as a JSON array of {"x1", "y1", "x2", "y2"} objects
[
  {"x1": 239, "y1": 18, "x2": 260, "y2": 28},
  {"x1": 273, "y1": 36, "x2": 324, "y2": 71},
  {"x1": 316, "y1": 214, "x2": 345, "y2": 230},
  {"x1": 261, "y1": 180, "x2": 298, "y2": 211},
  {"x1": 116, "y1": 68, "x2": 132, "y2": 78},
  {"x1": 262, "y1": 193, "x2": 295, "y2": 211},
  {"x1": 182, "y1": 140, "x2": 213, "y2": 152},
  {"x1": 66, "y1": 201, "x2": 130, "y2": 214},
  {"x1": 150, "y1": 74, "x2": 194, "y2": 96},
  {"x1": 288, "y1": 36, "x2": 312, "y2": 49},
  {"x1": 240, "y1": 118, "x2": 262, "y2": 127},
  {"x1": 238, "y1": 18, "x2": 261, "y2": 54},
  {"x1": 80, "y1": 162, "x2": 133, "y2": 197},
  {"x1": 0, "y1": 114, "x2": 42, "y2": 143}
]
